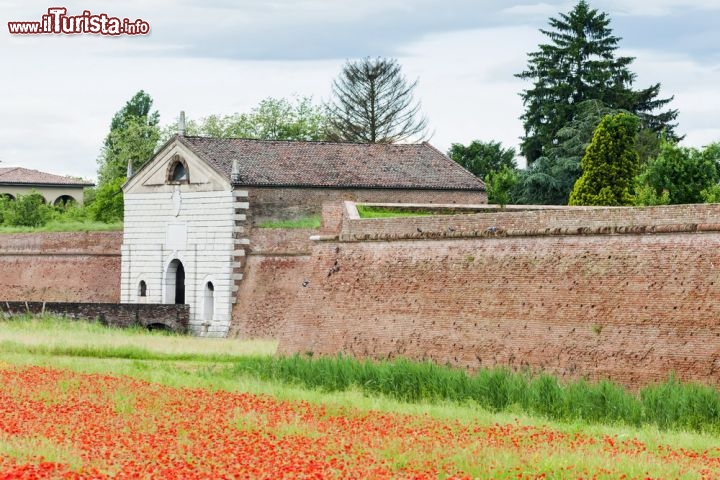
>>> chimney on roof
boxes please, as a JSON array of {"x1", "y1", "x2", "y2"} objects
[
  {"x1": 178, "y1": 111, "x2": 186, "y2": 136},
  {"x1": 127, "y1": 159, "x2": 133, "y2": 178},
  {"x1": 231, "y1": 159, "x2": 239, "y2": 181}
]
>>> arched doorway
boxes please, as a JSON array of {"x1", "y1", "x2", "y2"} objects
[
  {"x1": 204, "y1": 281, "x2": 215, "y2": 321},
  {"x1": 138, "y1": 280, "x2": 147, "y2": 303},
  {"x1": 165, "y1": 259, "x2": 186, "y2": 305}
]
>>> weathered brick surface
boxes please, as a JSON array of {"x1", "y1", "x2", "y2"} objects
[
  {"x1": 0, "y1": 301, "x2": 189, "y2": 332},
  {"x1": 230, "y1": 255, "x2": 310, "y2": 338},
  {"x1": 0, "y1": 232, "x2": 121, "y2": 302},
  {"x1": 279, "y1": 204, "x2": 720, "y2": 389},
  {"x1": 247, "y1": 228, "x2": 316, "y2": 255},
  {"x1": 320, "y1": 203, "x2": 345, "y2": 236},
  {"x1": 341, "y1": 203, "x2": 720, "y2": 242}
]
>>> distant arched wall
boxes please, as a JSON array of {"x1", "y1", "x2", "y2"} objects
[{"x1": 54, "y1": 195, "x2": 76, "y2": 206}]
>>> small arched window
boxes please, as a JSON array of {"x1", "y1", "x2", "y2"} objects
[
  {"x1": 138, "y1": 280, "x2": 147, "y2": 297},
  {"x1": 204, "y1": 281, "x2": 215, "y2": 322},
  {"x1": 167, "y1": 156, "x2": 189, "y2": 184},
  {"x1": 171, "y1": 162, "x2": 187, "y2": 181}
]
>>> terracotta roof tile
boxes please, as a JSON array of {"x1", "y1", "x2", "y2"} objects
[
  {"x1": 177, "y1": 136, "x2": 485, "y2": 191},
  {"x1": 0, "y1": 167, "x2": 93, "y2": 186}
]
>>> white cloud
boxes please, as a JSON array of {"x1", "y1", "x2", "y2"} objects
[
  {"x1": 623, "y1": 48, "x2": 720, "y2": 146},
  {"x1": 399, "y1": 26, "x2": 542, "y2": 157},
  {"x1": 1, "y1": 1, "x2": 719, "y2": 180},
  {"x1": 501, "y1": 3, "x2": 562, "y2": 17},
  {"x1": 602, "y1": 0, "x2": 720, "y2": 16}
]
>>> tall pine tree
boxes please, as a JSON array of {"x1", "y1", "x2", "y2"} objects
[
  {"x1": 327, "y1": 57, "x2": 428, "y2": 143},
  {"x1": 516, "y1": 1, "x2": 678, "y2": 164}
]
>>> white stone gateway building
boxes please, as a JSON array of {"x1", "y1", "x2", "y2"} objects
[{"x1": 121, "y1": 133, "x2": 485, "y2": 336}]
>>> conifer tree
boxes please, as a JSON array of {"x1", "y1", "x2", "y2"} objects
[
  {"x1": 328, "y1": 57, "x2": 428, "y2": 143},
  {"x1": 516, "y1": 1, "x2": 678, "y2": 164},
  {"x1": 569, "y1": 112, "x2": 641, "y2": 206}
]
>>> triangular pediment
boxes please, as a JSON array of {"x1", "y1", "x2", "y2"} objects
[{"x1": 124, "y1": 138, "x2": 231, "y2": 194}]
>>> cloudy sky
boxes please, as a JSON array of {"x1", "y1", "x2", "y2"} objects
[{"x1": 1, "y1": 0, "x2": 719, "y2": 180}]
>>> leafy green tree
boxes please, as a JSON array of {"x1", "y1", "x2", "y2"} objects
[
  {"x1": 701, "y1": 184, "x2": 720, "y2": 203},
  {"x1": 327, "y1": 57, "x2": 428, "y2": 143},
  {"x1": 633, "y1": 183, "x2": 670, "y2": 206},
  {"x1": 160, "y1": 96, "x2": 330, "y2": 142},
  {"x1": 635, "y1": 140, "x2": 719, "y2": 204},
  {"x1": 569, "y1": 112, "x2": 641, "y2": 206},
  {"x1": 88, "y1": 177, "x2": 125, "y2": 223},
  {"x1": 486, "y1": 166, "x2": 519, "y2": 207},
  {"x1": 516, "y1": 1, "x2": 678, "y2": 164},
  {"x1": 98, "y1": 90, "x2": 160, "y2": 186},
  {"x1": 447, "y1": 140, "x2": 516, "y2": 180}
]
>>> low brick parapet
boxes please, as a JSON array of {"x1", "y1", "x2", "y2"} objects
[
  {"x1": 0, "y1": 301, "x2": 189, "y2": 333},
  {"x1": 338, "y1": 202, "x2": 720, "y2": 242}
]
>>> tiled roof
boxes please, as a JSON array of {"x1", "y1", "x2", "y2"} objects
[
  {"x1": 178, "y1": 136, "x2": 485, "y2": 191},
  {"x1": 0, "y1": 167, "x2": 93, "y2": 186}
]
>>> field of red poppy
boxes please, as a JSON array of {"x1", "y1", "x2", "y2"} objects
[{"x1": 2, "y1": 363, "x2": 720, "y2": 479}]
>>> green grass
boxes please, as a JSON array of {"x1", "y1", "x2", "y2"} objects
[
  {"x1": 257, "y1": 215, "x2": 321, "y2": 228},
  {"x1": 219, "y1": 355, "x2": 720, "y2": 434},
  {"x1": 2, "y1": 318, "x2": 720, "y2": 435},
  {"x1": 2, "y1": 316, "x2": 720, "y2": 439},
  {"x1": 356, "y1": 205, "x2": 438, "y2": 218},
  {"x1": 4, "y1": 315, "x2": 720, "y2": 478},
  {"x1": 0, "y1": 220, "x2": 122, "y2": 233},
  {"x1": 0, "y1": 315, "x2": 275, "y2": 360}
]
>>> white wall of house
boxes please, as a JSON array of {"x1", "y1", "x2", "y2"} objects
[
  {"x1": 120, "y1": 140, "x2": 243, "y2": 337},
  {"x1": 0, "y1": 185, "x2": 88, "y2": 205}
]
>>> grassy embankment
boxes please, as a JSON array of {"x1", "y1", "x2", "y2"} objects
[
  {"x1": 2, "y1": 316, "x2": 720, "y2": 435},
  {"x1": 0, "y1": 220, "x2": 122, "y2": 233},
  {"x1": 2, "y1": 316, "x2": 720, "y2": 477}
]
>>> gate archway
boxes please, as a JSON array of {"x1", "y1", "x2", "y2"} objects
[{"x1": 165, "y1": 259, "x2": 186, "y2": 305}]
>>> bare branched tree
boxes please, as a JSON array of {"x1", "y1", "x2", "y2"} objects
[{"x1": 327, "y1": 57, "x2": 429, "y2": 143}]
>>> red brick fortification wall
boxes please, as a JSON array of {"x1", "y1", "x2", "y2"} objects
[
  {"x1": 0, "y1": 232, "x2": 122, "y2": 302},
  {"x1": 278, "y1": 203, "x2": 720, "y2": 389},
  {"x1": 229, "y1": 227, "x2": 314, "y2": 338}
]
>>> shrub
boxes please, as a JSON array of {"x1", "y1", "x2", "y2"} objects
[
  {"x1": 3, "y1": 192, "x2": 53, "y2": 227},
  {"x1": 89, "y1": 177, "x2": 125, "y2": 223},
  {"x1": 635, "y1": 139, "x2": 719, "y2": 204},
  {"x1": 701, "y1": 184, "x2": 720, "y2": 203},
  {"x1": 485, "y1": 166, "x2": 518, "y2": 207},
  {"x1": 634, "y1": 183, "x2": 670, "y2": 206}
]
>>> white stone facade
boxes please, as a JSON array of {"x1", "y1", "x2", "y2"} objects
[{"x1": 120, "y1": 140, "x2": 247, "y2": 336}]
